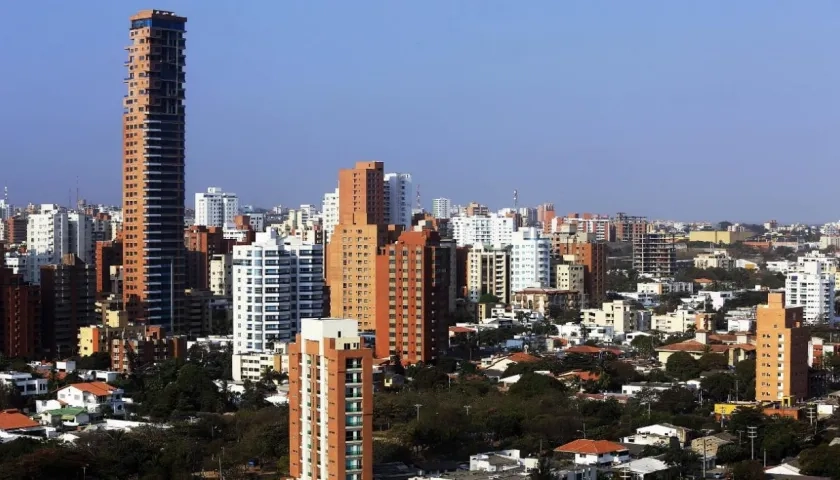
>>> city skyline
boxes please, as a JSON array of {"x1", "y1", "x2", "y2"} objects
[{"x1": 2, "y1": 2, "x2": 840, "y2": 222}]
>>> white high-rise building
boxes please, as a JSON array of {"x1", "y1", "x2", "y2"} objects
[
  {"x1": 0, "y1": 198, "x2": 10, "y2": 221},
  {"x1": 510, "y1": 227, "x2": 551, "y2": 293},
  {"x1": 67, "y1": 212, "x2": 94, "y2": 265},
  {"x1": 321, "y1": 188, "x2": 339, "y2": 244},
  {"x1": 232, "y1": 230, "x2": 324, "y2": 354},
  {"x1": 195, "y1": 187, "x2": 239, "y2": 227},
  {"x1": 432, "y1": 198, "x2": 452, "y2": 219},
  {"x1": 26, "y1": 204, "x2": 70, "y2": 283},
  {"x1": 786, "y1": 253, "x2": 837, "y2": 325},
  {"x1": 451, "y1": 215, "x2": 517, "y2": 247},
  {"x1": 383, "y1": 173, "x2": 413, "y2": 228}
]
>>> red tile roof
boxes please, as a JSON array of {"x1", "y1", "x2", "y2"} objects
[
  {"x1": 558, "y1": 370, "x2": 601, "y2": 382},
  {"x1": 64, "y1": 381, "x2": 115, "y2": 396},
  {"x1": 656, "y1": 340, "x2": 755, "y2": 354},
  {"x1": 555, "y1": 439, "x2": 628, "y2": 455},
  {"x1": 565, "y1": 345, "x2": 602, "y2": 354},
  {"x1": 508, "y1": 352, "x2": 541, "y2": 363},
  {"x1": 449, "y1": 326, "x2": 476, "y2": 334},
  {"x1": 0, "y1": 409, "x2": 39, "y2": 431}
]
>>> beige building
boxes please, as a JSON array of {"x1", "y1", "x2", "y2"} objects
[
  {"x1": 466, "y1": 244, "x2": 510, "y2": 303},
  {"x1": 209, "y1": 253, "x2": 232, "y2": 298},
  {"x1": 511, "y1": 288, "x2": 580, "y2": 315},
  {"x1": 232, "y1": 350, "x2": 287, "y2": 384},
  {"x1": 580, "y1": 300, "x2": 648, "y2": 334},
  {"x1": 636, "y1": 281, "x2": 694, "y2": 295},
  {"x1": 756, "y1": 292, "x2": 808, "y2": 403},
  {"x1": 651, "y1": 308, "x2": 697, "y2": 333},
  {"x1": 555, "y1": 255, "x2": 585, "y2": 294},
  {"x1": 688, "y1": 230, "x2": 753, "y2": 245},
  {"x1": 694, "y1": 250, "x2": 735, "y2": 270}
]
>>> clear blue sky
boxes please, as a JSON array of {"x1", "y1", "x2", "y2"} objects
[{"x1": 1, "y1": 1, "x2": 839, "y2": 223}]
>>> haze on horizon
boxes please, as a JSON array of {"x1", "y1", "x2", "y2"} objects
[{"x1": 0, "y1": 1, "x2": 838, "y2": 224}]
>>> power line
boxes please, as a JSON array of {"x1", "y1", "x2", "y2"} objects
[{"x1": 747, "y1": 425, "x2": 758, "y2": 460}]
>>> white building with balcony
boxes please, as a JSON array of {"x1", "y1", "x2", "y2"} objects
[
  {"x1": 195, "y1": 187, "x2": 239, "y2": 228},
  {"x1": 451, "y1": 215, "x2": 517, "y2": 247},
  {"x1": 321, "y1": 187, "x2": 339, "y2": 244},
  {"x1": 694, "y1": 250, "x2": 734, "y2": 270},
  {"x1": 510, "y1": 227, "x2": 551, "y2": 292},
  {"x1": 786, "y1": 253, "x2": 837, "y2": 325},
  {"x1": 384, "y1": 173, "x2": 413, "y2": 228},
  {"x1": 580, "y1": 300, "x2": 649, "y2": 334},
  {"x1": 232, "y1": 230, "x2": 324, "y2": 354},
  {"x1": 55, "y1": 382, "x2": 125, "y2": 416},
  {"x1": 432, "y1": 198, "x2": 452, "y2": 219},
  {"x1": 0, "y1": 371, "x2": 48, "y2": 397}
]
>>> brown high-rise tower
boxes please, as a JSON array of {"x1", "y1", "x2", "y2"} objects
[
  {"x1": 326, "y1": 161, "x2": 402, "y2": 329},
  {"x1": 122, "y1": 10, "x2": 187, "y2": 330}
]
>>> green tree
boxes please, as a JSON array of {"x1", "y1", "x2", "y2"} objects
[
  {"x1": 698, "y1": 353, "x2": 728, "y2": 372},
  {"x1": 727, "y1": 460, "x2": 766, "y2": 480},
  {"x1": 666, "y1": 352, "x2": 701, "y2": 381},
  {"x1": 700, "y1": 373, "x2": 735, "y2": 403},
  {"x1": 631, "y1": 335, "x2": 660, "y2": 358},
  {"x1": 798, "y1": 444, "x2": 840, "y2": 478},
  {"x1": 509, "y1": 373, "x2": 566, "y2": 398},
  {"x1": 74, "y1": 351, "x2": 112, "y2": 371},
  {"x1": 662, "y1": 444, "x2": 700, "y2": 478},
  {"x1": 714, "y1": 443, "x2": 746, "y2": 465},
  {"x1": 655, "y1": 387, "x2": 698, "y2": 415},
  {"x1": 529, "y1": 455, "x2": 556, "y2": 480},
  {"x1": 734, "y1": 358, "x2": 756, "y2": 401},
  {"x1": 478, "y1": 293, "x2": 501, "y2": 304}
]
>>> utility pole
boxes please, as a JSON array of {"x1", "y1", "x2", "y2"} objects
[
  {"x1": 464, "y1": 405, "x2": 472, "y2": 416},
  {"x1": 620, "y1": 466, "x2": 632, "y2": 480},
  {"x1": 701, "y1": 438, "x2": 707, "y2": 480},
  {"x1": 806, "y1": 404, "x2": 818, "y2": 435},
  {"x1": 414, "y1": 403, "x2": 422, "y2": 422},
  {"x1": 747, "y1": 426, "x2": 758, "y2": 460}
]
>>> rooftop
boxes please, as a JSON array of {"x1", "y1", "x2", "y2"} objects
[
  {"x1": 63, "y1": 381, "x2": 117, "y2": 396},
  {"x1": 555, "y1": 439, "x2": 628, "y2": 455},
  {"x1": 0, "y1": 410, "x2": 39, "y2": 432}
]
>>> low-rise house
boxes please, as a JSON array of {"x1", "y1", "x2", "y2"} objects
[
  {"x1": 56, "y1": 382, "x2": 125, "y2": 416},
  {"x1": 554, "y1": 439, "x2": 630, "y2": 466},
  {"x1": 78, "y1": 369, "x2": 122, "y2": 383},
  {"x1": 655, "y1": 330, "x2": 755, "y2": 366},
  {"x1": 636, "y1": 423, "x2": 691, "y2": 444},
  {"x1": 613, "y1": 458, "x2": 672, "y2": 480},
  {"x1": 0, "y1": 409, "x2": 43, "y2": 435},
  {"x1": 480, "y1": 352, "x2": 541, "y2": 374},
  {"x1": 469, "y1": 450, "x2": 538, "y2": 472},
  {"x1": 621, "y1": 382, "x2": 691, "y2": 397},
  {"x1": 40, "y1": 407, "x2": 91, "y2": 428},
  {"x1": 0, "y1": 371, "x2": 49, "y2": 397},
  {"x1": 690, "y1": 432, "x2": 735, "y2": 467}
]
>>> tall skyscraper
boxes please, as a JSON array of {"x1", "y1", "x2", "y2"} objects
[
  {"x1": 756, "y1": 292, "x2": 808, "y2": 402},
  {"x1": 509, "y1": 227, "x2": 551, "y2": 292},
  {"x1": 383, "y1": 173, "x2": 413, "y2": 228},
  {"x1": 194, "y1": 187, "x2": 239, "y2": 227},
  {"x1": 432, "y1": 198, "x2": 452, "y2": 219},
  {"x1": 375, "y1": 230, "x2": 451, "y2": 364},
  {"x1": 326, "y1": 161, "x2": 402, "y2": 329},
  {"x1": 122, "y1": 10, "x2": 187, "y2": 329},
  {"x1": 289, "y1": 318, "x2": 372, "y2": 480}
]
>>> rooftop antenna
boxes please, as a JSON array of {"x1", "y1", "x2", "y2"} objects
[
  {"x1": 415, "y1": 184, "x2": 422, "y2": 211},
  {"x1": 75, "y1": 176, "x2": 80, "y2": 210},
  {"x1": 513, "y1": 189, "x2": 518, "y2": 210}
]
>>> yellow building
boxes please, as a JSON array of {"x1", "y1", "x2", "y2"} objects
[
  {"x1": 756, "y1": 292, "x2": 808, "y2": 402},
  {"x1": 689, "y1": 230, "x2": 753, "y2": 245}
]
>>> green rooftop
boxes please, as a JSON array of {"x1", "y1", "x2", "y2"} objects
[{"x1": 45, "y1": 407, "x2": 87, "y2": 420}]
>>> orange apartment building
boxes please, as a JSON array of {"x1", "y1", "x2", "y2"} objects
[
  {"x1": 375, "y1": 230, "x2": 451, "y2": 364},
  {"x1": 551, "y1": 239, "x2": 607, "y2": 307},
  {"x1": 326, "y1": 161, "x2": 402, "y2": 330},
  {"x1": 3, "y1": 216, "x2": 27, "y2": 244},
  {"x1": 122, "y1": 10, "x2": 187, "y2": 330},
  {"x1": 614, "y1": 213, "x2": 648, "y2": 243},
  {"x1": 289, "y1": 318, "x2": 373, "y2": 480},
  {"x1": 78, "y1": 323, "x2": 186, "y2": 372},
  {"x1": 756, "y1": 292, "x2": 809, "y2": 403}
]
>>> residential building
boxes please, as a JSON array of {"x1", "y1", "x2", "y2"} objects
[
  {"x1": 375, "y1": 230, "x2": 451, "y2": 364},
  {"x1": 580, "y1": 300, "x2": 648, "y2": 334},
  {"x1": 650, "y1": 307, "x2": 697, "y2": 333},
  {"x1": 636, "y1": 281, "x2": 693, "y2": 295},
  {"x1": 233, "y1": 230, "x2": 324, "y2": 353},
  {"x1": 555, "y1": 256, "x2": 585, "y2": 295},
  {"x1": 688, "y1": 230, "x2": 753, "y2": 245},
  {"x1": 326, "y1": 161, "x2": 402, "y2": 329},
  {"x1": 820, "y1": 235, "x2": 840, "y2": 250},
  {"x1": 509, "y1": 227, "x2": 551, "y2": 292},
  {"x1": 466, "y1": 244, "x2": 510, "y2": 303},
  {"x1": 78, "y1": 323, "x2": 186, "y2": 372},
  {"x1": 0, "y1": 409, "x2": 42, "y2": 435},
  {"x1": 537, "y1": 203, "x2": 555, "y2": 232},
  {"x1": 56, "y1": 382, "x2": 125, "y2": 416},
  {"x1": 321, "y1": 187, "x2": 339, "y2": 244},
  {"x1": 756, "y1": 292, "x2": 808, "y2": 402},
  {"x1": 194, "y1": 187, "x2": 239, "y2": 227},
  {"x1": 552, "y1": 226, "x2": 607, "y2": 306},
  {"x1": 67, "y1": 211, "x2": 94, "y2": 265},
  {"x1": 25, "y1": 204, "x2": 69, "y2": 284},
  {"x1": 691, "y1": 433, "x2": 735, "y2": 465},
  {"x1": 432, "y1": 198, "x2": 452, "y2": 219},
  {"x1": 232, "y1": 350, "x2": 287, "y2": 384},
  {"x1": 633, "y1": 233, "x2": 676, "y2": 277},
  {"x1": 0, "y1": 249, "x2": 40, "y2": 358},
  {"x1": 184, "y1": 288, "x2": 212, "y2": 336},
  {"x1": 209, "y1": 253, "x2": 232, "y2": 298},
  {"x1": 0, "y1": 371, "x2": 49, "y2": 397},
  {"x1": 3, "y1": 215, "x2": 27, "y2": 245},
  {"x1": 554, "y1": 439, "x2": 630, "y2": 466},
  {"x1": 450, "y1": 215, "x2": 517, "y2": 248},
  {"x1": 383, "y1": 173, "x2": 413, "y2": 228},
  {"x1": 694, "y1": 250, "x2": 735, "y2": 270},
  {"x1": 511, "y1": 288, "x2": 580, "y2": 316},
  {"x1": 785, "y1": 253, "x2": 836, "y2": 325},
  {"x1": 184, "y1": 225, "x2": 226, "y2": 290},
  {"x1": 39, "y1": 254, "x2": 97, "y2": 358},
  {"x1": 122, "y1": 10, "x2": 188, "y2": 329},
  {"x1": 289, "y1": 318, "x2": 373, "y2": 480},
  {"x1": 614, "y1": 213, "x2": 648, "y2": 243},
  {"x1": 95, "y1": 239, "x2": 122, "y2": 297},
  {"x1": 560, "y1": 213, "x2": 614, "y2": 242}
]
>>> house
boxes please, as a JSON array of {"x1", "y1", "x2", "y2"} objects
[
  {"x1": 56, "y1": 382, "x2": 125, "y2": 416},
  {"x1": 554, "y1": 439, "x2": 630, "y2": 465},
  {"x1": 654, "y1": 330, "x2": 755, "y2": 366},
  {"x1": 621, "y1": 382, "x2": 689, "y2": 396},
  {"x1": 564, "y1": 345, "x2": 622, "y2": 357},
  {"x1": 469, "y1": 450, "x2": 538, "y2": 472},
  {"x1": 480, "y1": 352, "x2": 541, "y2": 373},
  {"x1": 40, "y1": 407, "x2": 91, "y2": 428},
  {"x1": 0, "y1": 371, "x2": 49, "y2": 397},
  {"x1": 690, "y1": 432, "x2": 735, "y2": 467},
  {"x1": 636, "y1": 423, "x2": 691, "y2": 444},
  {"x1": 0, "y1": 409, "x2": 43, "y2": 435},
  {"x1": 613, "y1": 458, "x2": 672, "y2": 479}
]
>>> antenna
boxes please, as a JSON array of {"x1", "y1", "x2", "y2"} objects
[
  {"x1": 415, "y1": 184, "x2": 421, "y2": 211},
  {"x1": 513, "y1": 189, "x2": 518, "y2": 209}
]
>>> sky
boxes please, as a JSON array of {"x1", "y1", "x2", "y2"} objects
[{"x1": 1, "y1": 1, "x2": 839, "y2": 223}]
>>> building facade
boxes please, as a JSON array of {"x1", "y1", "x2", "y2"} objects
[
  {"x1": 756, "y1": 293, "x2": 808, "y2": 402},
  {"x1": 450, "y1": 215, "x2": 516, "y2": 247},
  {"x1": 39, "y1": 255, "x2": 97, "y2": 358},
  {"x1": 289, "y1": 318, "x2": 373, "y2": 480},
  {"x1": 232, "y1": 230, "x2": 324, "y2": 354},
  {"x1": 184, "y1": 225, "x2": 226, "y2": 290},
  {"x1": 383, "y1": 173, "x2": 413, "y2": 229},
  {"x1": 633, "y1": 233, "x2": 676, "y2": 278},
  {"x1": 122, "y1": 10, "x2": 187, "y2": 329},
  {"x1": 466, "y1": 244, "x2": 510, "y2": 303},
  {"x1": 375, "y1": 230, "x2": 451, "y2": 364},
  {"x1": 509, "y1": 227, "x2": 551, "y2": 293},
  {"x1": 432, "y1": 198, "x2": 452, "y2": 220},
  {"x1": 552, "y1": 233, "x2": 607, "y2": 307},
  {"x1": 321, "y1": 188, "x2": 339, "y2": 244},
  {"x1": 785, "y1": 253, "x2": 836, "y2": 325},
  {"x1": 194, "y1": 187, "x2": 238, "y2": 227}
]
